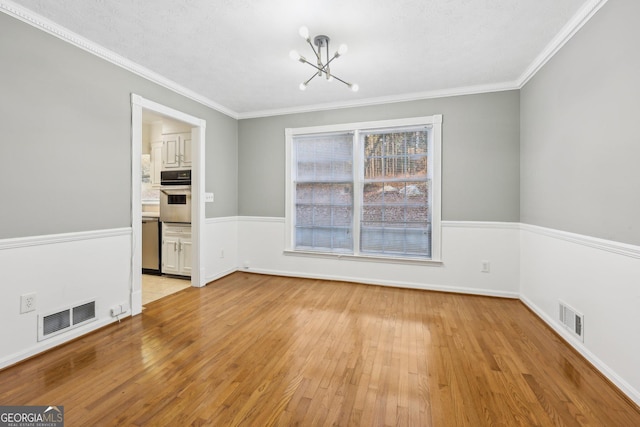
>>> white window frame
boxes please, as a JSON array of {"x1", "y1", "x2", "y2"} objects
[{"x1": 285, "y1": 114, "x2": 442, "y2": 264}]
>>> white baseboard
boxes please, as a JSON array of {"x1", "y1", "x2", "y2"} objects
[
  {"x1": 0, "y1": 228, "x2": 132, "y2": 369},
  {"x1": 2, "y1": 218, "x2": 638, "y2": 407},
  {"x1": 519, "y1": 225, "x2": 640, "y2": 407},
  {"x1": 204, "y1": 267, "x2": 238, "y2": 284},
  {"x1": 0, "y1": 316, "x2": 123, "y2": 370},
  {"x1": 242, "y1": 266, "x2": 519, "y2": 299},
  {"x1": 520, "y1": 295, "x2": 640, "y2": 406},
  {"x1": 131, "y1": 289, "x2": 143, "y2": 316}
]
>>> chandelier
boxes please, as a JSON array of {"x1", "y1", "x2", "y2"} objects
[{"x1": 289, "y1": 26, "x2": 359, "y2": 92}]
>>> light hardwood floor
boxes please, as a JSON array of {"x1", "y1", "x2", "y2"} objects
[
  {"x1": 1, "y1": 272, "x2": 638, "y2": 426},
  {"x1": 142, "y1": 274, "x2": 191, "y2": 305}
]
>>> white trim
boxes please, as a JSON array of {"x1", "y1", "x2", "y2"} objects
[
  {"x1": 204, "y1": 267, "x2": 238, "y2": 284},
  {"x1": 286, "y1": 115, "x2": 442, "y2": 137},
  {"x1": 131, "y1": 94, "x2": 207, "y2": 317},
  {"x1": 0, "y1": 1, "x2": 236, "y2": 119},
  {"x1": 0, "y1": 228, "x2": 131, "y2": 250},
  {"x1": 234, "y1": 217, "x2": 640, "y2": 260},
  {"x1": 284, "y1": 128, "x2": 294, "y2": 252},
  {"x1": 131, "y1": 98, "x2": 143, "y2": 316},
  {"x1": 285, "y1": 115, "x2": 442, "y2": 261},
  {"x1": 131, "y1": 94, "x2": 206, "y2": 128},
  {"x1": 237, "y1": 217, "x2": 640, "y2": 260},
  {"x1": 520, "y1": 223, "x2": 640, "y2": 259},
  {"x1": 240, "y1": 268, "x2": 519, "y2": 299},
  {"x1": 517, "y1": 0, "x2": 609, "y2": 87},
  {"x1": 236, "y1": 216, "x2": 285, "y2": 223},
  {"x1": 238, "y1": 83, "x2": 518, "y2": 119},
  {"x1": 282, "y1": 250, "x2": 444, "y2": 267},
  {"x1": 0, "y1": 0, "x2": 607, "y2": 120},
  {"x1": 520, "y1": 295, "x2": 640, "y2": 406},
  {"x1": 205, "y1": 216, "x2": 240, "y2": 225},
  {"x1": 442, "y1": 220, "x2": 521, "y2": 230},
  {"x1": 191, "y1": 125, "x2": 206, "y2": 287},
  {"x1": 0, "y1": 316, "x2": 119, "y2": 371}
]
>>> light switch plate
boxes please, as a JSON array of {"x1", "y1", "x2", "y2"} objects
[{"x1": 205, "y1": 192, "x2": 214, "y2": 203}]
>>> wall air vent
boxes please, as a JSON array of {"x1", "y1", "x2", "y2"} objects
[
  {"x1": 38, "y1": 299, "x2": 97, "y2": 341},
  {"x1": 42, "y1": 310, "x2": 70, "y2": 337},
  {"x1": 558, "y1": 301, "x2": 584, "y2": 342},
  {"x1": 73, "y1": 301, "x2": 96, "y2": 324}
]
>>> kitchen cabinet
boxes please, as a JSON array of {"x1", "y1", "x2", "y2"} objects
[
  {"x1": 150, "y1": 142, "x2": 163, "y2": 187},
  {"x1": 162, "y1": 132, "x2": 192, "y2": 170},
  {"x1": 162, "y1": 223, "x2": 192, "y2": 276}
]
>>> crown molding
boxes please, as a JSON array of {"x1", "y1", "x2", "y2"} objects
[
  {"x1": 0, "y1": 0, "x2": 239, "y2": 119},
  {"x1": 2, "y1": 0, "x2": 609, "y2": 120},
  {"x1": 516, "y1": 0, "x2": 609, "y2": 88},
  {"x1": 237, "y1": 81, "x2": 519, "y2": 119}
]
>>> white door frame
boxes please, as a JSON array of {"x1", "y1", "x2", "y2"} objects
[{"x1": 130, "y1": 94, "x2": 207, "y2": 316}]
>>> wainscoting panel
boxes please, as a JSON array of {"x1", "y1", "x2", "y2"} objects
[
  {"x1": 0, "y1": 228, "x2": 132, "y2": 369},
  {"x1": 237, "y1": 218, "x2": 520, "y2": 298},
  {"x1": 520, "y1": 224, "x2": 640, "y2": 406},
  {"x1": 204, "y1": 217, "x2": 239, "y2": 283}
]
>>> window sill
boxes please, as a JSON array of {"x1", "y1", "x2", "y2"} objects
[{"x1": 283, "y1": 250, "x2": 443, "y2": 266}]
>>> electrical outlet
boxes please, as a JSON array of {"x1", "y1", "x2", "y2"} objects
[
  {"x1": 220, "y1": 249, "x2": 225, "y2": 258},
  {"x1": 111, "y1": 302, "x2": 129, "y2": 317},
  {"x1": 205, "y1": 192, "x2": 214, "y2": 203},
  {"x1": 111, "y1": 304, "x2": 124, "y2": 317},
  {"x1": 20, "y1": 293, "x2": 36, "y2": 313}
]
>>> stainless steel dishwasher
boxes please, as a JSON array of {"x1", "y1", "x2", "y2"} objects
[{"x1": 142, "y1": 216, "x2": 161, "y2": 274}]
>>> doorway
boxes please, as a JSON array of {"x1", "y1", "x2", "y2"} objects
[{"x1": 131, "y1": 94, "x2": 207, "y2": 316}]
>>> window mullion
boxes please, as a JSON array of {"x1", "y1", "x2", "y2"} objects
[{"x1": 353, "y1": 130, "x2": 362, "y2": 256}]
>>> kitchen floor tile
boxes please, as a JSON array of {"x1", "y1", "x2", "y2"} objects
[{"x1": 142, "y1": 274, "x2": 191, "y2": 306}]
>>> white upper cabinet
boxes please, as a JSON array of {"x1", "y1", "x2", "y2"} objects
[
  {"x1": 162, "y1": 132, "x2": 192, "y2": 170},
  {"x1": 150, "y1": 142, "x2": 163, "y2": 187},
  {"x1": 180, "y1": 133, "x2": 192, "y2": 168}
]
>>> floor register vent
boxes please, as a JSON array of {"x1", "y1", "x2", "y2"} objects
[
  {"x1": 38, "y1": 300, "x2": 97, "y2": 341},
  {"x1": 558, "y1": 301, "x2": 584, "y2": 342}
]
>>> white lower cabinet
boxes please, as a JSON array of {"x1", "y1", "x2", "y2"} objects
[{"x1": 162, "y1": 223, "x2": 192, "y2": 277}]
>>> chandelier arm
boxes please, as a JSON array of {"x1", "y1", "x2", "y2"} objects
[
  {"x1": 321, "y1": 54, "x2": 340, "y2": 71},
  {"x1": 306, "y1": 39, "x2": 321, "y2": 61},
  {"x1": 301, "y1": 57, "x2": 352, "y2": 88},
  {"x1": 326, "y1": 73, "x2": 352, "y2": 87},
  {"x1": 299, "y1": 57, "x2": 327, "y2": 74},
  {"x1": 304, "y1": 72, "x2": 319, "y2": 86}
]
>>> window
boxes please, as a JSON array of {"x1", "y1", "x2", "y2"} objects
[{"x1": 285, "y1": 115, "x2": 441, "y2": 262}]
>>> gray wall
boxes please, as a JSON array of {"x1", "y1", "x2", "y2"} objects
[
  {"x1": 520, "y1": 0, "x2": 640, "y2": 245},
  {"x1": 238, "y1": 91, "x2": 520, "y2": 221},
  {"x1": 0, "y1": 13, "x2": 237, "y2": 239}
]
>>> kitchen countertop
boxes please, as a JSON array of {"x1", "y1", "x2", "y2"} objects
[{"x1": 142, "y1": 212, "x2": 160, "y2": 219}]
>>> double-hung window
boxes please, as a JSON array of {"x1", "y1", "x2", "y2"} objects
[{"x1": 285, "y1": 115, "x2": 441, "y2": 262}]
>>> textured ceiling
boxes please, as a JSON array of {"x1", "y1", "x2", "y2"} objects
[{"x1": 9, "y1": 0, "x2": 590, "y2": 117}]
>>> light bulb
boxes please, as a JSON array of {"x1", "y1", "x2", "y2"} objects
[
  {"x1": 289, "y1": 50, "x2": 301, "y2": 61},
  {"x1": 350, "y1": 83, "x2": 359, "y2": 92},
  {"x1": 338, "y1": 44, "x2": 348, "y2": 55},
  {"x1": 299, "y1": 26, "x2": 309, "y2": 40},
  {"x1": 327, "y1": 75, "x2": 334, "y2": 82},
  {"x1": 299, "y1": 82, "x2": 307, "y2": 91}
]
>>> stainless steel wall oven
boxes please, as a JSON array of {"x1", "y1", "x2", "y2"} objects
[{"x1": 160, "y1": 170, "x2": 191, "y2": 223}]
